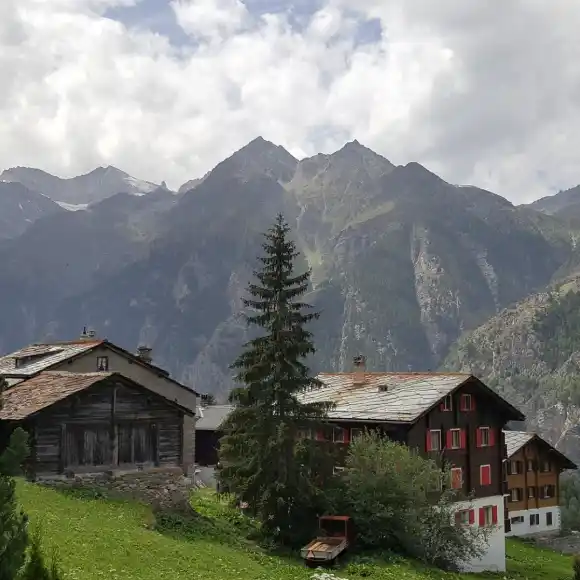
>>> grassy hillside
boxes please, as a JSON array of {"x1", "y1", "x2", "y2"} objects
[{"x1": 17, "y1": 481, "x2": 572, "y2": 580}]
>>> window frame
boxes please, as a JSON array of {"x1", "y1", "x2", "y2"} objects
[
  {"x1": 450, "y1": 467, "x2": 463, "y2": 489},
  {"x1": 350, "y1": 427, "x2": 363, "y2": 440},
  {"x1": 428, "y1": 429, "x2": 442, "y2": 451},
  {"x1": 530, "y1": 513, "x2": 540, "y2": 526},
  {"x1": 526, "y1": 459, "x2": 534, "y2": 472},
  {"x1": 480, "y1": 464, "x2": 491, "y2": 486},
  {"x1": 332, "y1": 426, "x2": 347, "y2": 443},
  {"x1": 441, "y1": 395, "x2": 453, "y2": 411},
  {"x1": 96, "y1": 356, "x2": 109, "y2": 371},
  {"x1": 460, "y1": 393, "x2": 473, "y2": 411},
  {"x1": 546, "y1": 511, "x2": 553, "y2": 526},
  {"x1": 527, "y1": 486, "x2": 536, "y2": 499},
  {"x1": 479, "y1": 426, "x2": 490, "y2": 447},
  {"x1": 449, "y1": 428, "x2": 462, "y2": 450}
]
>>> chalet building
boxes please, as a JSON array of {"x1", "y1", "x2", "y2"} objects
[
  {"x1": 0, "y1": 371, "x2": 195, "y2": 477},
  {"x1": 193, "y1": 360, "x2": 526, "y2": 573},
  {"x1": 0, "y1": 334, "x2": 198, "y2": 473},
  {"x1": 504, "y1": 430, "x2": 576, "y2": 537},
  {"x1": 298, "y1": 363, "x2": 525, "y2": 574}
]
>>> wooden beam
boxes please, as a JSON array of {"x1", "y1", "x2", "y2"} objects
[
  {"x1": 111, "y1": 384, "x2": 118, "y2": 466},
  {"x1": 58, "y1": 424, "x2": 66, "y2": 474}
]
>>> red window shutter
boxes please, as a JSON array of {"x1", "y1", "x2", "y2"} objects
[
  {"x1": 476, "y1": 428, "x2": 482, "y2": 448},
  {"x1": 471, "y1": 396, "x2": 476, "y2": 411},
  {"x1": 460, "y1": 395, "x2": 466, "y2": 411},
  {"x1": 479, "y1": 507, "x2": 486, "y2": 527},
  {"x1": 344, "y1": 428, "x2": 351, "y2": 444},
  {"x1": 455, "y1": 512, "x2": 462, "y2": 525},
  {"x1": 451, "y1": 468, "x2": 462, "y2": 489},
  {"x1": 316, "y1": 430, "x2": 324, "y2": 441},
  {"x1": 469, "y1": 509, "x2": 475, "y2": 525},
  {"x1": 481, "y1": 465, "x2": 491, "y2": 486},
  {"x1": 446, "y1": 430, "x2": 453, "y2": 449},
  {"x1": 460, "y1": 429, "x2": 466, "y2": 449},
  {"x1": 492, "y1": 505, "x2": 498, "y2": 525},
  {"x1": 426, "y1": 431, "x2": 432, "y2": 452},
  {"x1": 439, "y1": 402, "x2": 445, "y2": 411},
  {"x1": 489, "y1": 428, "x2": 495, "y2": 447}
]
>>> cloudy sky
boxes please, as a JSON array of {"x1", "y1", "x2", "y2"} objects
[{"x1": 1, "y1": 0, "x2": 579, "y2": 203}]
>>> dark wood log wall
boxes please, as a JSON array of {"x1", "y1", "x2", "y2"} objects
[{"x1": 29, "y1": 379, "x2": 183, "y2": 475}]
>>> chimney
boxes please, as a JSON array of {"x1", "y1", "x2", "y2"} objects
[
  {"x1": 136, "y1": 345, "x2": 153, "y2": 364},
  {"x1": 352, "y1": 355, "x2": 367, "y2": 385}
]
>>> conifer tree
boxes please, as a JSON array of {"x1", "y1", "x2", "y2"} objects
[
  {"x1": 0, "y1": 377, "x2": 30, "y2": 580},
  {"x1": 218, "y1": 214, "x2": 333, "y2": 544}
]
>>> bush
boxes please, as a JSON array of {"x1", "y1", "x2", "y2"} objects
[
  {"x1": 334, "y1": 430, "x2": 490, "y2": 571},
  {"x1": 573, "y1": 554, "x2": 580, "y2": 580}
]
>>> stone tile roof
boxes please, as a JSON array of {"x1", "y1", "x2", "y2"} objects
[
  {"x1": 503, "y1": 430, "x2": 535, "y2": 458},
  {"x1": 298, "y1": 372, "x2": 473, "y2": 422},
  {"x1": 195, "y1": 405, "x2": 234, "y2": 430},
  {"x1": 503, "y1": 430, "x2": 577, "y2": 470},
  {"x1": 0, "y1": 371, "x2": 111, "y2": 420},
  {"x1": 0, "y1": 340, "x2": 103, "y2": 377}
]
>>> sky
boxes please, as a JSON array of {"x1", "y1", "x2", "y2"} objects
[{"x1": 1, "y1": 1, "x2": 580, "y2": 203}]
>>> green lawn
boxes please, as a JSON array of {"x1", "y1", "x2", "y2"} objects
[{"x1": 16, "y1": 480, "x2": 573, "y2": 580}]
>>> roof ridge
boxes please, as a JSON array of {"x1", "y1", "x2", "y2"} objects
[{"x1": 317, "y1": 371, "x2": 470, "y2": 376}]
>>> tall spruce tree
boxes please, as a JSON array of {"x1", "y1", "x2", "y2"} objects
[
  {"x1": 218, "y1": 214, "x2": 333, "y2": 545},
  {"x1": 0, "y1": 378, "x2": 30, "y2": 580}
]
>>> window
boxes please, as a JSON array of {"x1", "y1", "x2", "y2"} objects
[
  {"x1": 333, "y1": 427, "x2": 348, "y2": 443},
  {"x1": 451, "y1": 467, "x2": 463, "y2": 489},
  {"x1": 440, "y1": 395, "x2": 453, "y2": 411},
  {"x1": 478, "y1": 505, "x2": 498, "y2": 527},
  {"x1": 427, "y1": 429, "x2": 442, "y2": 451},
  {"x1": 449, "y1": 428, "x2": 462, "y2": 449},
  {"x1": 540, "y1": 485, "x2": 555, "y2": 499},
  {"x1": 530, "y1": 513, "x2": 540, "y2": 526},
  {"x1": 546, "y1": 512, "x2": 553, "y2": 526},
  {"x1": 541, "y1": 461, "x2": 551, "y2": 473},
  {"x1": 526, "y1": 459, "x2": 535, "y2": 472},
  {"x1": 350, "y1": 428, "x2": 363, "y2": 440},
  {"x1": 455, "y1": 509, "x2": 474, "y2": 525},
  {"x1": 511, "y1": 516, "x2": 525, "y2": 525},
  {"x1": 480, "y1": 464, "x2": 491, "y2": 486},
  {"x1": 297, "y1": 429, "x2": 312, "y2": 440},
  {"x1": 333, "y1": 466, "x2": 345, "y2": 475},
  {"x1": 509, "y1": 488, "x2": 523, "y2": 502},
  {"x1": 460, "y1": 394, "x2": 473, "y2": 411},
  {"x1": 508, "y1": 460, "x2": 523, "y2": 475},
  {"x1": 96, "y1": 356, "x2": 109, "y2": 371},
  {"x1": 528, "y1": 486, "x2": 536, "y2": 499},
  {"x1": 477, "y1": 426, "x2": 493, "y2": 447}
]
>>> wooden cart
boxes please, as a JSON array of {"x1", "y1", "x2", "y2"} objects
[{"x1": 300, "y1": 516, "x2": 352, "y2": 567}]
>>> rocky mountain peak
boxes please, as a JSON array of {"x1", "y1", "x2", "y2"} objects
[{"x1": 213, "y1": 136, "x2": 298, "y2": 184}]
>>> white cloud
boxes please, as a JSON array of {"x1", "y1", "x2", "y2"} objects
[
  {"x1": 171, "y1": 0, "x2": 249, "y2": 42},
  {"x1": 0, "y1": 0, "x2": 579, "y2": 202}
]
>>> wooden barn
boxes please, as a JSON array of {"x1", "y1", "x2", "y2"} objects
[{"x1": 0, "y1": 370, "x2": 195, "y2": 477}]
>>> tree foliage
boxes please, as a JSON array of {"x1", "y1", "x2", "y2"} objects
[
  {"x1": 218, "y1": 214, "x2": 334, "y2": 545},
  {"x1": 0, "y1": 427, "x2": 29, "y2": 580},
  {"x1": 20, "y1": 527, "x2": 63, "y2": 580},
  {"x1": 333, "y1": 431, "x2": 490, "y2": 571}
]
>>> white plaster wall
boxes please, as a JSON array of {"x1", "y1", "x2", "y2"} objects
[
  {"x1": 453, "y1": 495, "x2": 506, "y2": 573},
  {"x1": 506, "y1": 506, "x2": 561, "y2": 537}
]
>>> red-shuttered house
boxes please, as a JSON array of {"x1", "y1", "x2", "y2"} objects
[{"x1": 298, "y1": 357, "x2": 525, "y2": 574}]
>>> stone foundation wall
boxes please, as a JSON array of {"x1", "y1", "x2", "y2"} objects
[
  {"x1": 529, "y1": 532, "x2": 580, "y2": 554},
  {"x1": 37, "y1": 467, "x2": 197, "y2": 514}
]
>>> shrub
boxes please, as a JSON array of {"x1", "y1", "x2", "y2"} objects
[{"x1": 334, "y1": 430, "x2": 490, "y2": 570}]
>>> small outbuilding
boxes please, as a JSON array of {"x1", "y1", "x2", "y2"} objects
[{"x1": 0, "y1": 370, "x2": 195, "y2": 477}]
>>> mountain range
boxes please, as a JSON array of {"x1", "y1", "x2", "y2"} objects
[{"x1": 3, "y1": 138, "x2": 580, "y2": 459}]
